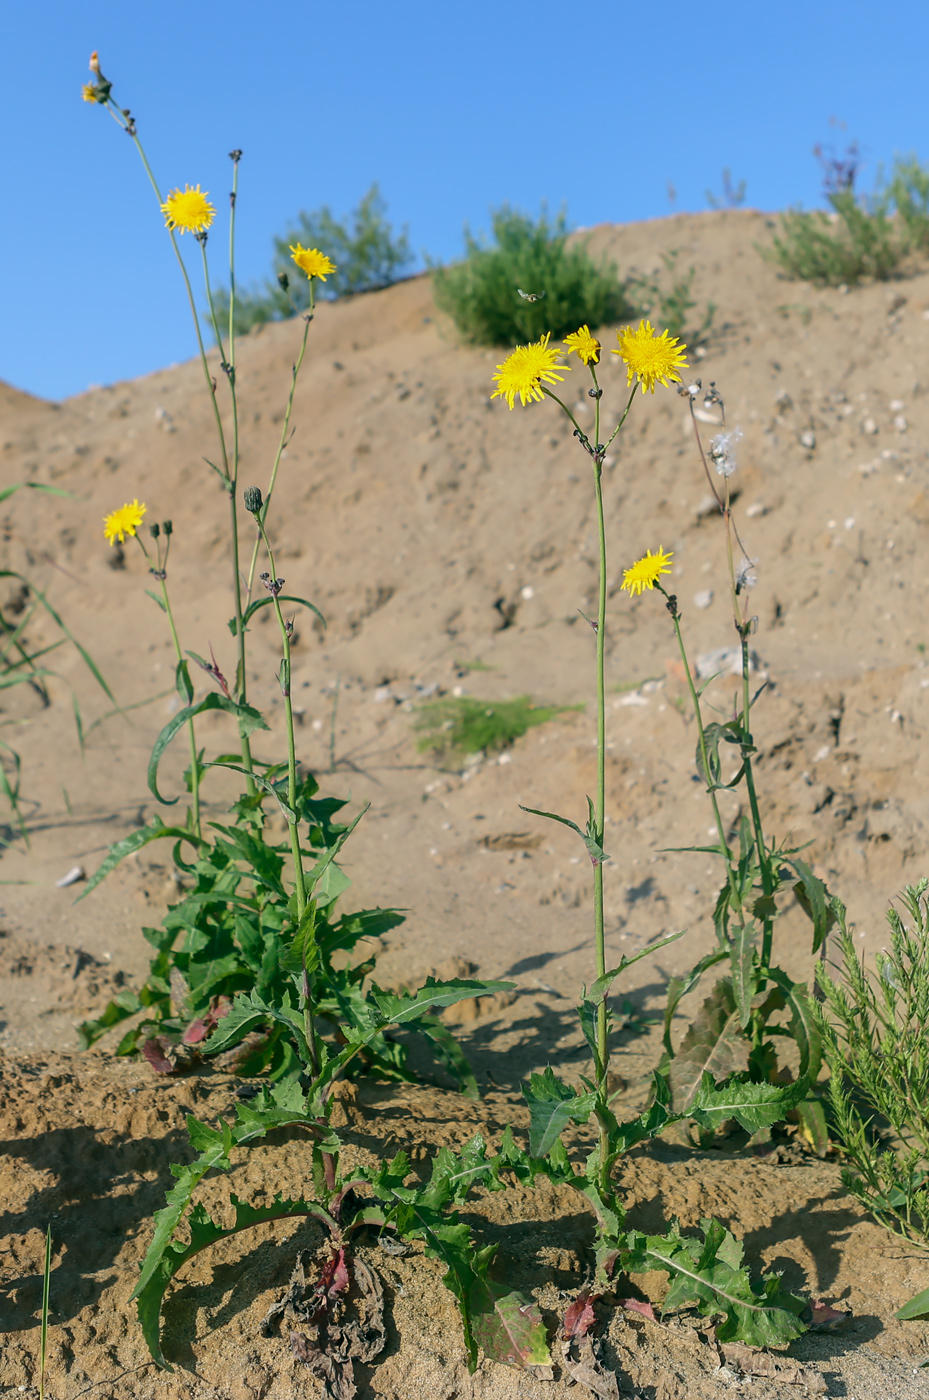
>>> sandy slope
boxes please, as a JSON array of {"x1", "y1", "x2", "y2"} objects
[{"x1": 2, "y1": 209, "x2": 929, "y2": 1395}]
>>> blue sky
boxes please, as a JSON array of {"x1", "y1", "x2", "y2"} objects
[{"x1": 3, "y1": 1, "x2": 927, "y2": 401}]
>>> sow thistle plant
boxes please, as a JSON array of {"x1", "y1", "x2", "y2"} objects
[
  {"x1": 625, "y1": 381, "x2": 838, "y2": 1156},
  {"x1": 78, "y1": 51, "x2": 823, "y2": 1385},
  {"x1": 483, "y1": 319, "x2": 813, "y2": 1361}
]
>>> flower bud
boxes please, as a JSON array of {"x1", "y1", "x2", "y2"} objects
[
  {"x1": 149, "y1": 522, "x2": 161, "y2": 539},
  {"x1": 277, "y1": 272, "x2": 290, "y2": 293},
  {"x1": 163, "y1": 519, "x2": 173, "y2": 536},
  {"x1": 243, "y1": 486, "x2": 263, "y2": 515}
]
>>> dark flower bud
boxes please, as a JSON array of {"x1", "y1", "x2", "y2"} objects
[
  {"x1": 244, "y1": 486, "x2": 263, "y2": 515},
  {"x1": 163, "y1": 520, "x2": 173, "y2": 536},
  {"x1": 277, "y1": 272, "x2": 290, "y2": 293},
  {"x1": 149, "y1": 522, "x2": 161, "y2": 539}
]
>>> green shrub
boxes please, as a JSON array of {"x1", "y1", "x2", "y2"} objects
[
  {"x1": 431, "y1": 206, "x2": 634, "y2": 346},
  {"x1": 213, "y1": 183, "x2": 412, "y2": 335},
  {"x1": 817, "y1": 881, "x2": 929, "y2": 1252},
  {"x1": 415, "y1": 694, "x2": 580, "y2": 763},
  {"x1": 765, "y1": 154, "x2": 929, "y2": 287},
  {"x1": 766, "y1": 190, "x2": 905, "y2": 285},
  {"x1": 881, "y1": 154, "x2": 929, "y2": 252}
]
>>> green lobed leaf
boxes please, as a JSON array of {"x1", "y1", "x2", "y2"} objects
[
  {"x1": 662, "y1": 948, "x2": 728, "y2": 1057},
  {"x1": 668, "y1": 977, "x2": 750, "y2": 1110},
  {"x1": 691, "y1": 1072, "x2": 809, "y2": 1134},
  {"x1": 623, "y1": 1219, "x2": 807, "y2": 1348},
  {"x1": 522, "y1": 1066, "x2": 595, "y2": 1157},
  {"x1": 469, "y1": 1281, "x2": 554, "y2": 1373}
]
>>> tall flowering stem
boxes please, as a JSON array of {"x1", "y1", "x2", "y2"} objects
[
  {"x1": 494, "y1": 321, "x2": 687, "y2": 1196},
  {"x1": 96, "y1": 88, "x2": 257, "y2": 795},
  {"x1": 688, "y1": 397, "x2": 775, "y2": 973}
]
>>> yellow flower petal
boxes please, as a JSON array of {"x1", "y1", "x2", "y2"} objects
[
  {"x1": 612, "y1": 320, "x2": 688, "y2": 394},
  {"x1": 160, "y1": 185, "x2": 215, "y2": 235},
  {"x1": 620, "y1": 547, "x2": 674, "y2": 596},
  {"x1": 490, "y1": 332, "x2": 570, "y2": 410},
  {"x1": 103, "y1": 499, "x2": 146, "y2": 547}
]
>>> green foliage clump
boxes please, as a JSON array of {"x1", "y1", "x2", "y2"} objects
[
  {"x1": 431, "y1": 207, "x2": 634, "y2": 346},
  {"x1": 213, "y1": 183, "x2": 412, "y2": 335},
  {"x1": 627, "y1": 249, "x2": 715, "y2": 350},
  {"x1": 415, "y1": 694, "x2": 580, "y2": 763},
  {"x1": 817, "y1": 881, "x2": 929, "y2": 1256},
  {"x1": 765, "y1": 154, "x2": 929, "y2": 287}
]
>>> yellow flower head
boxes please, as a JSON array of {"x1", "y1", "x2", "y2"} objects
[
  {"x1": 160, "y1": 185, "x2": 215, "y2": 235},
  {"x1": 103, "y1": 499, "x2": 147, "y2": 547},
  {"x1": 490, "y1": 332, "x2": 570, "y2": 410},
  {"x1": 612, "y1": 320, "x2": 688, "y2": 394},
  {"x1": 290, "y1": 245, "x2": 337, "y2": 280},
  {"x1": 563, "y1": 325, "x2": 601, "y2": 365},
  {"x1": 81, "y1": 83, "x2": 98, "y2": 103},
  {"x1": 620, "y1": 547, "x2": 674, "y2": 597}
]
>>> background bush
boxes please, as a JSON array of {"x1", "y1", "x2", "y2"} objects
[
  {"x1": 765, "y1": 154, "x2": 929, "y2": 286},
  {"x1": 213, "y1": 184, "x2": 413, "y2": 335},
  {"x1": 431, "y1": 206, "x2": 635, "y2": 345}
]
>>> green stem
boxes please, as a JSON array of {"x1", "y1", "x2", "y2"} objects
[
  {"x1": 245, "y1": 299, "x2": 314, "y2": 600},
  {"x1": 592, "y1": 452, "x2": 610, "y2": 1198},
  {"x1": 255, "y1": 519, "x2": 306, "y2": 917},
  {"x1": 661, "y1": 586, "x2": 750, "y2": 935},
  {"x1": 160, "y1": 577, "x2": 201, "y2": 838},
  {"x1": 721, "y1": 494, "x2": 774, "y2": 964},
  {"x1": 110, "y1": 98, "x2": 256, "y2": 795}
]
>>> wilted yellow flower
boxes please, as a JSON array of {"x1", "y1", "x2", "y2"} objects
[
  {"x1": 612, "y1": 320, "x2": 688, "y2": 394},
  {"x1": 160, "y1": 185, "x2": 215, "y2": 235},
  {"x1": 89, "y1": 51, "x2": 101, "y2": 74},
  {"x1": 564, "y1": 325, "x2": 601, "y2": 365},
  {"x1": 490, "y1": 332, "x2": 570, "y2": 410},
  {"x1": 620, "y1": 547, "x2": 674, "y2": 597},
  {"x1": 290, "y1": 245, "x2": 337, "y2": 280},
  {"x1": 103, "y1": 499, "x2": 147, "y2": 547}
]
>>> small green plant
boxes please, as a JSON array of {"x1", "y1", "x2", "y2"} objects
[
  {"x1": 0, "y1": 482, "x2": 117, "y2": 844},
  {"x1": 414, "y1": 694, "x2": 579, "y2": 764},
  {"x1": 628, "y1": 250, "x2": 716, "y2": 350},
  {"x1": 213, "y1": 183, "x2": 413, "y2": 335},
  {"x1": 705, "y1": 167, "x2": 747, "y2": 209},
  {"x1": 817, "y1": 883, "x2": 929, "y2": 1307},
  {"x1": 431, "y1": 206, "x2": 634, "y2": 346}
]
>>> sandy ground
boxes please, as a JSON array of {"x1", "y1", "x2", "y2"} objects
[{"x1": 3, "y1": 209, "x2": 929, "y2": 1395}]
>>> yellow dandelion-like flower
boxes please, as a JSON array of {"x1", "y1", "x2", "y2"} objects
[
  {"x1": 620, "y1": 547, "x2": 674, "y2": 597},
  {"x1": 563, "y1": 325, "x2": 601, "y2": 365},
  {"x1": 160, "y1": 185, "x2": 215, "y2": 235},
  {"x1": 103, "y1": 499, "x2": 146, "y2": 547},
  {"x1": 289, "y1": 245, "x2": 337, "y2": 280},
  {"x1": 490, "y1": 332, "x2": 570, "y2": 410},
  {"x1": 612, "y1": 320, "x2": 688, "y2": 394},
  {"x1": 81, "y1": 83, "x2": 98, "y2": 103}
]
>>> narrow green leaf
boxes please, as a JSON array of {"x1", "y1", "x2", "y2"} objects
[
  {"x1": 233, "y1": 593, "x2": 326, "y2": 635},
  {"x1": 519, "y1": 803, "x2": 608, "y2": 865},
  {"x1": 789, "y1": 858, "x2": 836, "y2": 955},
  {"x1": 148, "y1": 694, "x2": 268, "y2": 804},
  {"x1": 77, "y1": 818, "x2": 207, "y2": 901},
  {"x1": 730, "y1": 921, "x2": 758, "y2": 1030},
  {"x1": 175, "y1": 660, "x2": 194, "y2": 706},
  {"x1": 145, "y1": 589, "x2": 168, "y2": 613},
  {"x1": 767, "y1": 969, "x2": 822, "y2": 1080},
  {"x1": 896, "y1": 1287, "x2": 929, "y2": 1320}
]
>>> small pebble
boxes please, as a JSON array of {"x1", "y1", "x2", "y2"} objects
[{"x1": 56, "y1": 865, "x2": 86, "y2": 888}]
